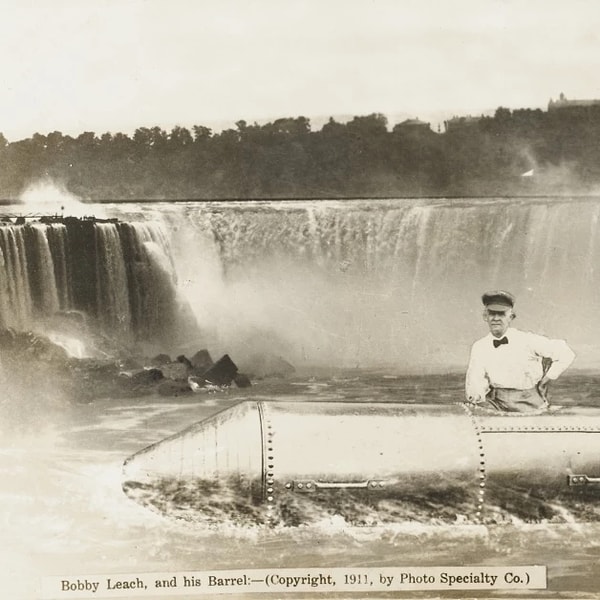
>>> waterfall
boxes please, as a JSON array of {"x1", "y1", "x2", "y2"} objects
[
  {"x1": 0, "y1": 218, "x2": 192, "y2": 352},
  {"x1": 3, "y1": 198, "x2": 597, "y2": 372},
  {"x1": 115, "y1": 198, "x2": 598, "y2": 372},
  {"x1": 0, "y1": 225, "x2": 33, "y2": 330}
]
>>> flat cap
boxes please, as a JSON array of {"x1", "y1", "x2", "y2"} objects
[{"x1": 482, "y1": 290, "x2": 515, "y2": 311}]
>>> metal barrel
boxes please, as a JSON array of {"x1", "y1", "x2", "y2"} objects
[{"x1": 123, "y1": 401, "x2": 600, "y2": 513}]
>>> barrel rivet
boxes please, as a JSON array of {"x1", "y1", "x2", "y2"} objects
[
  {"x1": 297, "y1": 483, "x2": 304, "y2": 489},
  {"x1": 267, "y1": 487, "x2": 273, "y2": 493},
  {"x1": 306, "y1": 482, "x2": 312, "y2": 489},
  {"x1": 267, "y1": 479, "x2": 274, "y2": 485},
  {"x1": 285, "y1": 482, "x2": 292, "y2": 489}
]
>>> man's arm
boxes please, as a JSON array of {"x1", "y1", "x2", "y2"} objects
[
  {"x1": 465, "y1": 343, "x2": 489, "y2": 403},
  {"x1": 530, "y1": 334, "x2": 576, "y2": 381}
]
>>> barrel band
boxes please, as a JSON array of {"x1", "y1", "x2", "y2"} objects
[
  {"x1": 479, "y1": 425, "x2": 600, "y2": 433},
  {"x1": 459, "y1": 402, "x2": 487, "y2": 522},
  {"x1": 257, "y1": 402, "x2": 276, "y2": 520}
]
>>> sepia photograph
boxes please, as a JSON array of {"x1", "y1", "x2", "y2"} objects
[{"x1": 2, "y1": 0, "x2": 600, "y2": 598}]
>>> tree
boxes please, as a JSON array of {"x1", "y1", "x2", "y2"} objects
[
  {"x1": 192, "y1": 125, "x2": 212, "y2": 142},
  {"x1": 169, "y1": 126, "x2": 193, "y2": 148},
  {"x1": 133, "y1": 127, "x2": 153, "y2": 149}
]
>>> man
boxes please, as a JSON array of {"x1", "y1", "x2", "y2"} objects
[{"x1": 465, "y1": 290, "x2": 575, "y2": 412}]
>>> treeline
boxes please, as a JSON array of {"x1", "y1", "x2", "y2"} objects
[{"x1": 1, "y1": 105, "x2": 600, "y2": 200}]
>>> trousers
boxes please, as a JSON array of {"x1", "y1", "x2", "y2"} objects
[{"x1": 483, "y1": 386, "x2": 548, "y2": 413}]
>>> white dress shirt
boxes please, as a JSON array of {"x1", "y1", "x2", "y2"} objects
[{"x1": 465, "y1": 327, "x2": 575, "y2": 402}]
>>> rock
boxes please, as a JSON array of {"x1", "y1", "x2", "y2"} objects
[
  {"x1": 150, "y1": 353, "x2": 171, "y2": 366},
  {"x1": 190, "y1": 349, "x2": 214, "y2": 372},
  {"x1": 157, "y1": 379, "x2": 193, "y2": 397},
  {"x1": 160, "y1": 361, "x2": 190, "y2": 380},
  {"x1": 202, "y1": 354, "x2": 238, "y2": 386},
  {"x1": 0, "y1": 330, "x2": 69, "y2": 364},
  {"x1": 177, "y1": 354, "x2": 194, "y2": 369},
  {"x1": 234, "y1": 373, "x2": 252, "y2": 388},
  {"x1": 74, "y1": 359, "x2": 119, "y2": 377},
  {"x1": 30, "y1": 337, "x2": 70, "y2": 363},
  {"x1": 241, "y1": 353, "x2": 295, "y2": 379},
  {"x1": 119, "y1": 357, "x2": 144, "y2": 371},
  {"x1": 187, "y1": 375, "x2": 206, "y2": 391},
  {"x1": 130, "y1": 367, "x2": 164, "y2": 385}
]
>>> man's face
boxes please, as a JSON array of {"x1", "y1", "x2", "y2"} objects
[{"x1": 484, "y1": 308, "x2": 512, "y2": 337}]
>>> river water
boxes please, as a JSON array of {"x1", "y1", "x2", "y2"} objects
[
  {"x1": 4, "y1": 372, "x2": 600, "y2": 599},
  {"x1": 3, "y1": 196, "x2": 600, "y2": 598}
]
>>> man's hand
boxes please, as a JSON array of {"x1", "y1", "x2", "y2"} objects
[{"x1": 466, "y1": 394, "x2": 484, "y2": 408}]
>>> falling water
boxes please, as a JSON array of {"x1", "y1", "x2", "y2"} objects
[
  {"x1": 108, "y1": 197, "x2": 600, "y2": 372},
  {"x1": 0, "y1": 218, "x2": 193, "y2": 351},
  {"x1": 3, "y1": 196, "x2": 599, "y2": 369}
]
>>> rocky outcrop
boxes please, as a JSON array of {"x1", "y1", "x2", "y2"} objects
[
  {"x1": 202, "y1": 354, "x2": 238, "y2": 386},
  {"x1": 114, "y1": 350, "x2": 254, "y2": 397},
  {"x1": 190, "y1": 349, "x2": 214, "y2": 373},
  {"x1": 0, "y1": 329, "x2": 295, "y2": 403},
  {"x1": 150, "y1": 353, "x2": 171, "y2": 366},
  {"x1": 160, "y1": 362, "x2": 189, "y2": 381}
]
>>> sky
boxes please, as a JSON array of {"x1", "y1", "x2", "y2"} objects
[{"x1": 1, "y1": 0, "x2": 600, "y2": 140}]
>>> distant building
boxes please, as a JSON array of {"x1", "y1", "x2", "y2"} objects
[
  {"x1": 443, "y1": 115, "x2": 482, "y2": 132},
  {"x1": 393, "y1": 118, "x2": 432, "y2": 135},
  {"x1": 548, "y1": 92, "x2": 600, "y2": 111}
]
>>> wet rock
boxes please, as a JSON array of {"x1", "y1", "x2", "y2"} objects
[
  {"x1": 150, "y1": 353, "x2": 171, "y2": 366},
  {"x1": 119, "y1": 357, "x2": 144, "y2": 371},
  {"x1": 234, "y1": 373, "x2": 252, "y2": 388},
  {"x1": 130, "y1": 367, "x2": 164, "y2": 385},
  {"x1": 160, "y1": 362, "x2": 190, "y2": 380},
  {"x1": 29, "y1": 337, "x2": 70, "y2": 363},
  {"x1": 187, "y1": 375, "x2": 206, "y2": 391},
  {"x1": 190, "y1": 349, "x2": 214, "y2": 373},
  {"x1": 241, "y1": 353, "x2": 295, "y2": 379},
  {"x1": 203, "y1": 354, "x2": 238, "y2": 386},
  {"x1": 158, "y1": 379, "x2": 193, "y2": 397},
  {"x1": 0, "y1": 329, "x2": 69, "y2": 364},
  {"x1": 177, "y1": 354, "x2": 194, "y2": 369},
  {"x1": 73, "y1": 358, "x2": 119, "y2": 377}
]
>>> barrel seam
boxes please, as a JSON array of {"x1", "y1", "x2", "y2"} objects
[{"x1": 459, "y1": 402, "x2": 487, "y2": 522}]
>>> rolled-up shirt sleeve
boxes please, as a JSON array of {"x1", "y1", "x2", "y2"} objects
[
  {"x1": 465, "y1": 342, "x2": 489, "y2": 401},
  {"x1": 528, "y1": 334, "x2": 576, "y2": 380}
]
